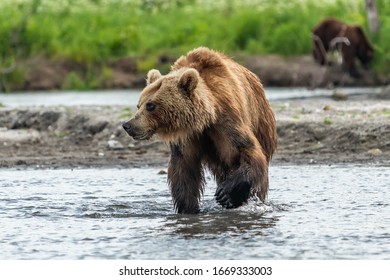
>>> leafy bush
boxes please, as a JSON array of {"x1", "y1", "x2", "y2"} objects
[{"x1": 0, "y1": 0, "x2": 388, "y2": 74}]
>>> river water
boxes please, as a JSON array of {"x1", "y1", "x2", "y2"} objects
[
  {"x1": 0, "y1": 87, "x2": 382, "y2": 107},
  {"x1": 0, "y1": 165, "x2": 389, "y2": 260}
]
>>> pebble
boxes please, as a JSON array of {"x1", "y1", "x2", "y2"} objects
[
  {"x1": 367, "y1": 148, "x2": 382, "y2": 156},
  {"x1": 332, "y1": 90, "x2": 348, "y2": 101},
  {"x1": 107, "y1": 139, "x2": 124, "y2": 150},
  {"x1": 323, "y1": 105, "x2": 333, "y2": 111},
  {"x1": 0, "y1": 129, "x2": 41, "y2": 143}
]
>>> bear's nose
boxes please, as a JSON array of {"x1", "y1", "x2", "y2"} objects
[{"x1": 122, "y1": 122, "x2": 133, "y2": 134}]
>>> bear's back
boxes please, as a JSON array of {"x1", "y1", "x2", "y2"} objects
[
  {"x1": 172, "y1": 47, "x2": 276, "y2": 161},
  {"x1": 172, "y1": 47, "x2": 259, "y2": 97},
  {"x1": 172, "y1": 47, "x2": 231, "y2": 77}
]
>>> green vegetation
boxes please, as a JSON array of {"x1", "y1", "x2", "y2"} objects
[
  {"x1": 61, "y1": 66, "x2": 113, "y2": 90},
  {"x1": 53, "y1": 130, "x2": 70, "y2": 139},
  {"x1": 119, "y1": 107, "x2": 132, "y2": 120},
  {"x1": 0, "y1": 67, "x2": 26, "y2": 92},
  {"x1": 383, "y1": 109, "x2": 390, "y2": 118},
  {"x1": 62, "y1": 71, "x2": 87, "y2": 90},
  {"x1": 324, "y1": 118, "x2": 333, "y2": 125},
  {"x1": 0, "y1": 0, "x2": 389, "y2": 90}
]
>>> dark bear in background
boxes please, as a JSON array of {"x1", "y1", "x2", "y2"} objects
[{"x1": 312, "y1": 17, "x2": 374, "y2": 77}]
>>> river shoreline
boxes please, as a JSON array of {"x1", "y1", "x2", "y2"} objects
[
  {"x1": 2, "y1": 54, "x2": 389, "y2": 92},
  {"x1": 1, "y1": 90, "x2": 390, "y2": 169}
]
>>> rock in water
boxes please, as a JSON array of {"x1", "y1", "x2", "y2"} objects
[{"x1": 332, "y1": 90, "x2": 348, "y2": 101}]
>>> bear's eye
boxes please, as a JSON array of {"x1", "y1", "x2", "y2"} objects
[{"x1": 145, "y1": 102, "x2": 156, "y2": 112}]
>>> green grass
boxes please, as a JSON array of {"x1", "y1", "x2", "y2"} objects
[
  {"x1": 382, "y1": 109, "x2": 390, "y2": 118},
  {"x1": 0, "y1": 0, "x2": 389, "y2": 80},
  {"x1": 0, "y1": 67, "x2": 26, "y2": 91},
  {"x1": 118, "y1": 107, "x2": 132, "y2": 120},
  {"x1": 53, "y1": 130, "x2": 70, "y2": 139},
  {"x1": 324, "y1": 118, "x2": 333, "y2": 125}
]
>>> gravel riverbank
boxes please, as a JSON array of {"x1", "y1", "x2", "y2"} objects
[{"x1": 1, "y1": 92, "x2": 390, "y2": 168}]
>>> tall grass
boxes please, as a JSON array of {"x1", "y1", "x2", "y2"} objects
[{"x1": 0, "y1": 0, "x2": 389, "y2": 73}]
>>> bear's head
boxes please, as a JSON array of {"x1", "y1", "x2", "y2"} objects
[{"x1": 122, "y1": 68, "x2": 216, "y2": 142}]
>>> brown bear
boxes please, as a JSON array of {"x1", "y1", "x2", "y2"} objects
[
  {"x1": 312, "y1": 17, "x2": 374, "y2": 77},
  {"x1": 122, "y1": 47, "x2": 277, "y2": 214}
]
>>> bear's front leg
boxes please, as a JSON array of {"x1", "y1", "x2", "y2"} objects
[
  {"x1": 215, "y1": 180, "x2": 251, "y2": 209},
  {"x1": 215, "y1": 148, "x2": 268, "y2": 209},
  {"x1": 168, "y1": 144, "x2": 204, "y2": 214}
]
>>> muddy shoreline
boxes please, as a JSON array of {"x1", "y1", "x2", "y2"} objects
[
  {"x1": 1, "y1": 90, "x2": 390, "y2": 169},
  {"x1": 2, "y1": 54, "x2": 389, "y2": 92}
]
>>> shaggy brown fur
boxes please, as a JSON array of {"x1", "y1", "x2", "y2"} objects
[
  {"x1": 123, "y1": 47, "x2": 277, "y2": 214},
  {"x1": 312, "y1": 17, "x2": 374, "y2": 77}
]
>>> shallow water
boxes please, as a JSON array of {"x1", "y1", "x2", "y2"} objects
[{"x1": 0, "y1": 165, "x2": 389, "y2": 260}]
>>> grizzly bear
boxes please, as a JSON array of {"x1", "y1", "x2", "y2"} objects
[
  {"x1": 312, "y1": 17, "x2": 374, "y2": 77},
  {"x1": 122, "y1": 47, "x2": 277, "y2": 214}
]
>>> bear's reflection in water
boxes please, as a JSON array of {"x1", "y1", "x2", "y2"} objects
[{"x1": 164, "y1": 202, "x2": 283, "y2": 239}]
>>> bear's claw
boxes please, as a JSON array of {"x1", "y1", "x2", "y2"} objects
[{"x1": 215, "y1": 181, "x2": 251, "y2": 209}]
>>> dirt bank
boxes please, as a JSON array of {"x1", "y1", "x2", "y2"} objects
[
  {"x1": 1, "y1": 91, "x2": 390, "y2": 168},
  {"x1": 1, "y1": 54, "x2": 388, "y2": 92}
]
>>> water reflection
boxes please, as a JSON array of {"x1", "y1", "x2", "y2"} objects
[{"x1": 165, "y1": 207, "x2": 279, "y2": 239}]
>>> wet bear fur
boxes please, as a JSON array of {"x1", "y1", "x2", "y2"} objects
[{"x1": 122, "y1": 47, "x2": 277, "y2": 214}]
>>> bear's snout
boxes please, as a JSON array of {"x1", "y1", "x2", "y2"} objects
[
  {"x1": 122, "y1": 121, "x2": 137, "y2": 138},
  {"x1": 122, "y1": 120, "x2": 154, "y2": 140}
]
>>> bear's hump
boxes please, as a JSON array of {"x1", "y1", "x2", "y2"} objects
[{"x1": 172, "y1": 47, "x2": 228, "y2": 74}]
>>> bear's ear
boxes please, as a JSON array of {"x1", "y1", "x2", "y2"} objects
[
  {"x1": 178, "y1": 68, "x2": 199, "y2": 96},
  {"x1": 147, "y1": 69, "x2": 162, "y2": 85}
]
